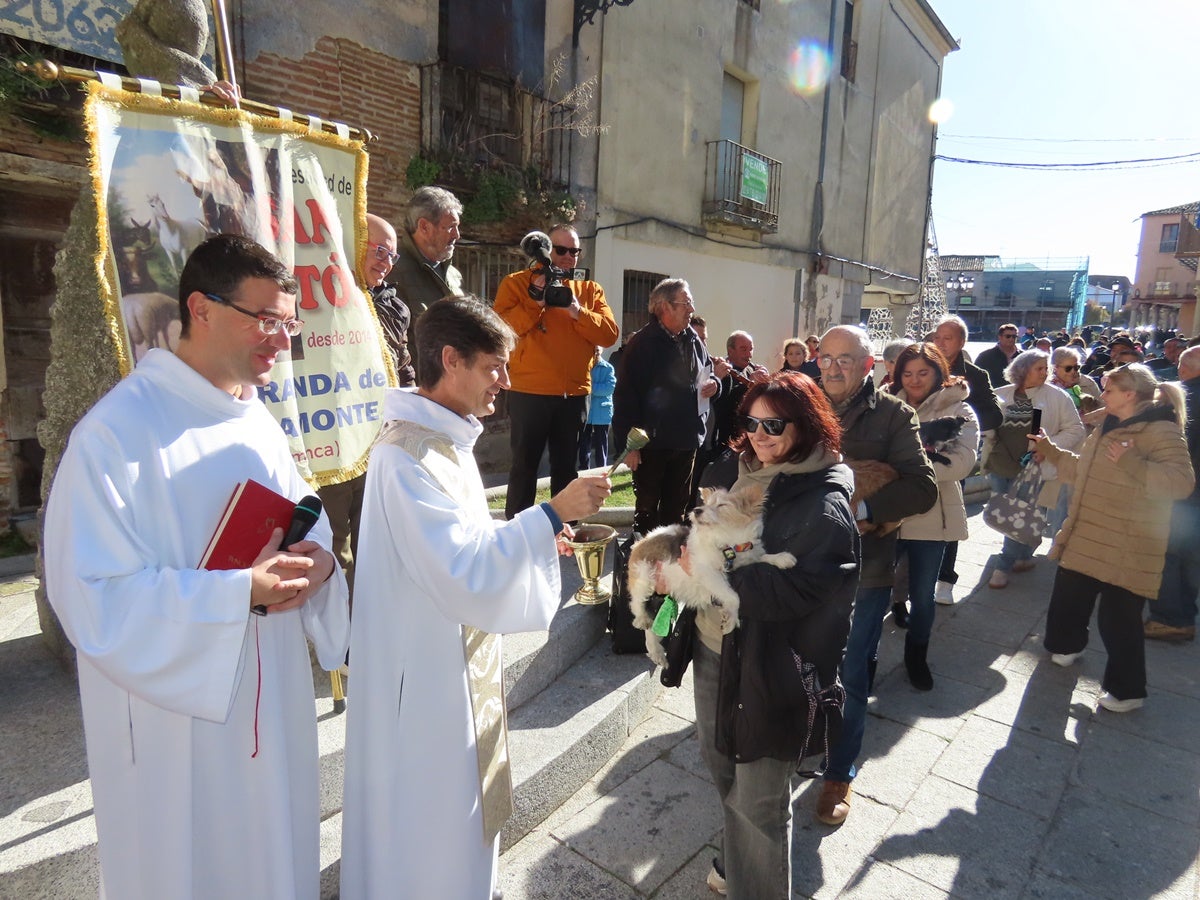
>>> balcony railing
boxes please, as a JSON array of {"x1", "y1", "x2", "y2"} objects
[
  {"x1": 420, "y1": 62, "x2": 572, "y2": 188},
  {"x1": 702, "y1": 139, "x2": 781, "y2": 233}
]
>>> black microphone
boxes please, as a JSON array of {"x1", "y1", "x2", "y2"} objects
[
  {"x1": 281, "y1": 495, "x2": 323, "y2": 549},
  {"x1": 520, "y1": 230, "x2": 554, "y2": 267},
  {"x1": 251, "y1": 495, "x2": 324, "y2": 616}
]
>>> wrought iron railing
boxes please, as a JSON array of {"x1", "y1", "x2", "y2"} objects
[
  {"x1": 419, "y1": 62, "x2": 572, "y2": 188},
  {"x1": 702, "y1": 139, "x2": 781, "y2": 233}
]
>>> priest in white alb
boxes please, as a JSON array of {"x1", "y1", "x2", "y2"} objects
[
  {"x1": 340, "y1": 296, "x2": 611, "y2": 899},
  {"x1": 44, "y1": 236, "x2": 349, "y2": 899}
]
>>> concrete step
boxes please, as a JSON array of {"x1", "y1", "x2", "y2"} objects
[
  {"x1": 504, "y1": 572, "x2": 609, "y2": 712},
  {"x1": 503, "y1": 640, "x2": 659, "y2": 851}
]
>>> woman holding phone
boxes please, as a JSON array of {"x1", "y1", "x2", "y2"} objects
[{"x1": 983, "y1": 349, "x2": 1084, "y2": 588}]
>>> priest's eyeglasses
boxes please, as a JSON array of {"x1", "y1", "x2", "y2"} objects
[
  {"x1": 739, "y1": 415, "x2": 791, "y2": 436},
  {"x1": 204, "y1": 293, "x2": 305, "y2": 337}
]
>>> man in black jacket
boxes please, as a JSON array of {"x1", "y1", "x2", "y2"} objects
[
  {"x1": 612, "y1": 279, "x2": 720, "y2": 534},
  {"x1": 814, "y1": 326, "x2": 937, "y2": 827},
  {"x1": 931, "y1": 316, "x2": 1003, "y2": 604},
  {"x1": 1146, "y1": 346, "x2": 1200, "y2": 641},
  {"x1": 975, "y1": 322, "x2": 1021, "y2": 387}
]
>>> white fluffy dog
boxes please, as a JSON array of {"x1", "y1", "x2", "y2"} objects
[{"x1": 627, "y1": 485, "x2": 797, "y2": 666}]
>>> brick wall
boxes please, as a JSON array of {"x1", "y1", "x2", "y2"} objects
[{"x1": 242, "y1": 36, "x2": 422, "y2": 227}]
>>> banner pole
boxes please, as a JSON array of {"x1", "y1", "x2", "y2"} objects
[
  {"x1": 210, "y1": 0, "x2": 239, "y2": 91},
  {"x1": 14, "y1": 59, "x2": 374, "y2": 142}
]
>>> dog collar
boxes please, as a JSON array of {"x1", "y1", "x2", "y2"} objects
[{"x1": 721, "y1": 542, "x2": 754, "y2": 572}]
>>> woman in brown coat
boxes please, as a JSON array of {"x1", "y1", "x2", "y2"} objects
[{"x1": 1033, "y1": 364, "x2": 1194, "y2": 712}]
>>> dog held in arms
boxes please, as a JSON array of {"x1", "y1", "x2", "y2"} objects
[{"x1": 627, "y1": 484, "x2": 796, "y2": 666}]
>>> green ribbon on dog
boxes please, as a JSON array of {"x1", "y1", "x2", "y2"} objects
[{"x1": 652, "y1": 595, "x2": 678, "y2": 637}]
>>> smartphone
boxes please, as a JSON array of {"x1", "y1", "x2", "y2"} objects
[{"x1": 1030, "y1": 408, "x2": 1042, "y2": 436}]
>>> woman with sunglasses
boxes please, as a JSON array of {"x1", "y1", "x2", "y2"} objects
[
  {"x1": 688, "y1": 371, "x2": 858, "y2": 898},
  {"x1": 1050, "y1": 347, "x2": 1101, "y2": 408},
  {"x1": 887, "y1": 343, "x2": 979, "y2": 689}
]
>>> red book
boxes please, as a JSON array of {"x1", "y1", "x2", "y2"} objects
[{"x1": 200, "y1": 479, "x2": 296, "y2": 570}]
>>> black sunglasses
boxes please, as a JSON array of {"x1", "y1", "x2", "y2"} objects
[
  {"x1": 740, "y1": 415, "x2": 790, "y2": 436},
  {"x1": 1059, "y1": 364, "x2": 1079, "y2": 372},
  {"x1": 552, "y1": 245, "x2": 582, "y2": 257}
]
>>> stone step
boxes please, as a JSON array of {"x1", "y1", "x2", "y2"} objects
[
  {"x1": 504, "y1": 559, "x2": 610, "y2": 713},
  {"x1": 502, "y1": 640, "x2": 660, "y2": 851}
]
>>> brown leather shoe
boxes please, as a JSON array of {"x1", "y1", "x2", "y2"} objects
[
  {"x1": 816, "y1": 780, "x2": 851, "y2": 826},
  {"x1": 1144, "y1": 620, "x2": 1196, "y2": 642}
]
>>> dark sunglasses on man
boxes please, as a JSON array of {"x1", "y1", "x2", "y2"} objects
[{"x1": 552, "y1": 245, "x2": 582, "y2": 257}]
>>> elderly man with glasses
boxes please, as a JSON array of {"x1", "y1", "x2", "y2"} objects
[
  {"x1": 494, "y1": 224, "x2": 619, "y2": 518},
  {"x1": 613, "y1": 278, "x2": 720, "y2": 535},
  {"x1": 975, "y1": 322, "x2": 1022, "y2": 388},
  {"x1": 312, "y1": 213, "x2": 411, "y2": 604},
  {"x1": 811, "y1": 326, "x2": 937, "y2": 827}
]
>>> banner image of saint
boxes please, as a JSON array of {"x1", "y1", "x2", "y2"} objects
[{"x1": 86, "y1": 79, "x2": 394, "y2": 485}]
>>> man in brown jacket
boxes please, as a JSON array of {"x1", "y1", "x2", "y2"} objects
[{"x1": 814, "y1": 326, "x2": 938, "y2": 826}]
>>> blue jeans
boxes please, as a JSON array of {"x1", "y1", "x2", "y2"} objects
[
  {"x1": 988, "y1": 474, "x2": 1037, "y2": 569},
  {"x1": 825, "y1": 585, "x2": 891, "y2": 783},
  {"x1": 896, "y1": 539, "x2": 947, "y2": 645},
  {"x1": 577, "y1": 423, "x2": 610, "y2": 469},
  {"x1": 1149, "y1": 503, "x2": 1200, "y2": 627}
]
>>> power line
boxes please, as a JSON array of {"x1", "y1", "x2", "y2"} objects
[
  {"x1": 935, "y1": 150, "x2": 1200, "y2": 171},
  {"x1": 939, "y1": 133, "x2": 1200, "y2": 144}
]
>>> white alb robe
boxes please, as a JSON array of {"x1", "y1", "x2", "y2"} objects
[
  {"x1": 44, "y1": 350, "x2": 349, "y2": 900},
  {"x1": 340, "y1": 388, "x2": 563, "y2": 900}
]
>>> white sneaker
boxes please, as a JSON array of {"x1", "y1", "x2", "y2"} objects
[
  {"x1": 1099, "y1": 692, "x2": 1144, "y2": 713},
  {"x1": 987, "y1": 569, "x2": 1008, "y2": 589},
  {"x1": 934, "y1": 581, "x2": 956, "y2": 605},
  {"x1": 1051, "y1": 652, "x2": 1081, "y2": 667},
  {"x1": 706, "y1": 859, "x2": 727, "y2": 895}
]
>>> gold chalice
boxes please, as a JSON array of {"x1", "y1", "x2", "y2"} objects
[{"x1": 564, "y1": 523, "x2": 617, "y2": 605}]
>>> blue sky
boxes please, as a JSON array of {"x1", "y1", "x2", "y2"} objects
[{"x1": 929, "y1": 0, "x2": 1200, "y2": 279}]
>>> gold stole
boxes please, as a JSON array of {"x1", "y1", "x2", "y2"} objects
[{"x1": 377, "y1": 420, "x2": 513, "y2": 843}]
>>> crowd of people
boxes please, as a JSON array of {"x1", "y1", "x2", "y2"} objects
[{"x1": 42, "y1": 169, "x2": 1200, "y2": 898}]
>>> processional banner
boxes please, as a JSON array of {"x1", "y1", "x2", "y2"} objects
[{"x1": 85, "y1": 78, "x2": 394, "y2": 486}]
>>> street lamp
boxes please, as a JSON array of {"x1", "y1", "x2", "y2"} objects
[
  {"x1": 1110, "y1": 282, "x2": 1121, "y2": 326},
  {"x1": 945, "y1": 274, "x2": 975, "y2": 313}
]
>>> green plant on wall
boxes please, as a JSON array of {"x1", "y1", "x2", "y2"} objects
[
  {"x1": 0, "y1": 43, "x2": 84, "y2": 142},
  {"x1": 462, "y1": 169, "x2": 521, "y2": 224},
  {"x1": 404, "y1": 155, "x2": 442, "y2": 189}
]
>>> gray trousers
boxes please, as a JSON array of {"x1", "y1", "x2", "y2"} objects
[{"x1": 693, "y1": 642, "x2": 795, "y2": 899}]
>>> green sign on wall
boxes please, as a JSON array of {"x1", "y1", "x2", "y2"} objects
[{"x1": 741, "y1": 155, "x2": 769, "y2": 205}]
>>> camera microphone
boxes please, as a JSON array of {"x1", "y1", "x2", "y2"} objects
[
  {"x1": 520, "y1": 230, "x2": 554, "y2": 266},
  {"x1": 251, "y1": 495, "x2": 324, "y2": 616}
]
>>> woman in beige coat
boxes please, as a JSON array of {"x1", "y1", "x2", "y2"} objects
[
  {"x1": 889, "y1": 343, "x2": 979, "y2": 690},
  {"x1": 1034, "y1": 364, "x2": 1194, "y2": 712}
]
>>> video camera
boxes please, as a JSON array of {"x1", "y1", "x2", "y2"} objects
[{"x1": 520, "y1": 231, "x2": 576, "y2": 308}]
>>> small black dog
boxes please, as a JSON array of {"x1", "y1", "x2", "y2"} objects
[{"x1": 919, "y1": 416, "x2": 968, "y2": 466}]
